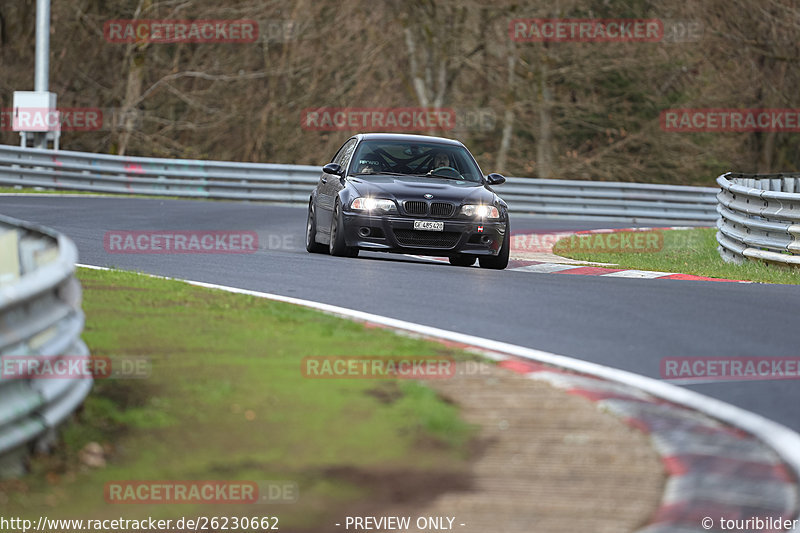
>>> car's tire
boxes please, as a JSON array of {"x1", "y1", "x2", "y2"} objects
[
  {"x1": 449, "y1": 254, "x2": 476, "y2": 267},
  {"x1": 479, "y1": 222, "x2": 510, "y2": 270},
  {"x1": 306, "y1": 202, "x2": 327, "y2": 254},
  {"x1": 329, "y1": 199, "x2": 358, "y2": 257}
]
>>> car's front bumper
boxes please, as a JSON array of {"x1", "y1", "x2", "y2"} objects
[{"x1": 341, "y1": 212, "x2": 507, "y2": 256}]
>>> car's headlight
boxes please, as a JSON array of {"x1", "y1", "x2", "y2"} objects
[
  {"x1": 351, "y1": 197, "x2": 397, "y2": 213},
  {"x1": 460, "y1": 204, "x2": 500, "y2": 219}
]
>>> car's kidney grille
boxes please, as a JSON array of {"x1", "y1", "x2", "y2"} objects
[
  {"x1": 430, "y1": 202, "x2": 455, "y2": 218},
  {"x1": 393, "y1": 229, "x2": 460, "y2": 248},
  {"x1": 404, "y1": 201, "x2": 428, "y2": 215}
]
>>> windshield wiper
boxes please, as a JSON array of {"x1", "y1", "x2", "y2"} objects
[
  {"x1": 409, "y1": 172, "x2": 465, "y2": 180},
  {"x1": 354, "y1": 171, "x2": 411, "y2": 177},
  {"x1": 356, "y1": 171, "x2": 466, "y2": 181}
]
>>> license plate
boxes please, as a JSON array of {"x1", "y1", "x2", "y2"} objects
[{"x1": 413, "y1": 220, "x2": 444, "y2": 231}]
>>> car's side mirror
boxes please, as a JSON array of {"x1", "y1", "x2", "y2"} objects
[
  {"x1": 323, "y1": 163, "x2": 344, "y2": 176},
  {"x1": 486, "y1": 173, "x2": 506, "y2": 185}
]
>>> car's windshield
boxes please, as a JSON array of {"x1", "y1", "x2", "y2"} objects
[{"x1": 350, "y1": 140, "x2": 483, "y2": 183}]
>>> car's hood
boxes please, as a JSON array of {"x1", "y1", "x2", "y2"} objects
[{"x1": 348, "y1": 174, "x2": 496, "y2": 204}]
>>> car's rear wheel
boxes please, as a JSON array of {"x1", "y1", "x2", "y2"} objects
[
  {"x1": 306, "y1": 202, "x2": 327, "y2": 254},
  {"x1": 479, "y1": 222, "x2": 510, "y2": 270},
  {"x1": 329, "y1": 199, "x2": 359, "y2": 258},
  {"x1": 449, "y1": 254, "x2": 476, "y2": 267}
]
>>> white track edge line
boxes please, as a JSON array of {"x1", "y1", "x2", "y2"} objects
[{"x1": 77, "y1": 262, "x2": 800, "y2": 526}]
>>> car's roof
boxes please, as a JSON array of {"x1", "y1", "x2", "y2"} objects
[{"x1": 355, "y1": 133, "x2": 464, "y2": 146}]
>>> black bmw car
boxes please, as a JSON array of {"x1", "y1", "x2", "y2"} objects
[{"x1": 306, "y1": 133, "x2": 510, "y2": 269}]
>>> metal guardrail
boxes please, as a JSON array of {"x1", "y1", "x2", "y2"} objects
[
  {"x1": 716, "y1": 173, "x2": 800, "y2": 266},
  {"x1": 0, "y1": 144, "x2": 320, "y2": 203},
  {"x1": 0, "y1": 144, "x2": 719, "y2": 223},
  {"x1": 501, "y1": 177, "x2": 718, "y2": 222},
  {"x1": 0, "y1": 214, "x2": 91, "y2": 477}
]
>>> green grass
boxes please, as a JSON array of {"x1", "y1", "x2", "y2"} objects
[
  {"x1": 0, "y1": 186, "x2": 195, "y2": 200},
  {"x1": 0, "y1": 186, "x2": 271, "y2": 202},
  {"x1": 1, "y1": 268, "x2": 477, "y2": 529},
  {"x1": 0, "y1": 186, "x2": 101, "y2": 194},
  {"x1": 553, "y1": 227, "x2": 799, "y2": 284}
]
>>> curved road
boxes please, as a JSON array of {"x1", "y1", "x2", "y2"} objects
[{"x1": 3, "y1": 196, "x2": 798, "y2": 431}]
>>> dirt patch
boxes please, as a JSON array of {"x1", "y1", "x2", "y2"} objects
[
  {"x1": 344, "y1": 362, "x2": 666, "y2": 533},
  {"x1": 323, "y1": 466, "x2": 472, "y2": 505},
  {"x1": 274, "y1": 466, "x2": 473, "y2": 533},
  {"x1": 364, "y1": 383, "x2": 404, "y2": 404},
  {"x1": 91, "y1": 379, "x2": 154, "y2": 410}
]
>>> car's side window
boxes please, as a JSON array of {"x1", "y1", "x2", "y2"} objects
[
  {"x1": 338, "y1": 139, "x2": 358, "y2": 173},
  {"x1": 330, "y1": 140, "x2": 350, "y2": 164},
  {"x1": 332, "y1": 138, "x2": 356, "y2": 166}
]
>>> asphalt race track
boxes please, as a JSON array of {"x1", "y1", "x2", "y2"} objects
[{"x1": 3, "y1": 196, "x2": 798, "y2": 431}]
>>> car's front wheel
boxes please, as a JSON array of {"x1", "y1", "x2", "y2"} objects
[
  {"x1": 479, "y1": 222, "x2": 510, "y2": 270},
  {"x1": 329, "y1": 199, "x2": 359, "y2": 258},
  {"x1": 449, "y1": 254, "x2": 476, "y2": 267},
  {"x1": 306, "y1": 202, "x2": 327, "y2": 254}
]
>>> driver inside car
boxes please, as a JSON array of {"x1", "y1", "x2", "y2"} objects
[
  {"x1": 431, "y1": 151, "x2": 451, "y2": 170},
  {"x1": 356, "y1": 153, "x2": 383, "y2": 174}
]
